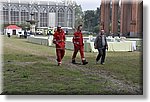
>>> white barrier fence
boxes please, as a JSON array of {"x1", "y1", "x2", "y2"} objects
[{"x1": 27, "y1": 35, "x2": 141, "y2": 52}]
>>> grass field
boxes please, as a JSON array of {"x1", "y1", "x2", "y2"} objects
[{"x1": 2, "y1": 35, "x2": 143, "y2": 95}]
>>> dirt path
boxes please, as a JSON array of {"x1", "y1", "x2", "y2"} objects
[{"x1": 47, "y1": 56, "x2": 142, "y2": 94}]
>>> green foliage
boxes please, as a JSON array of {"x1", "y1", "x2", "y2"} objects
[
  {"x1": 93, "y1": 25, "x2": 100, "y2": 34},
  {"x1": 83, "y1": 8, "x2": 100, "y2": 33},
  {"x1": 75, "y1": 4, "x2": 84, "y2": 28},
  {"x1": 1, "y1": 23, "x2": 10, "y2": 29},
  {"x1": 18, "y1": 23, "x2": 30, "y2": 30}
]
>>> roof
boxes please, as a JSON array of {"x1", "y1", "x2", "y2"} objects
[{"x1": 5, "y1": 25, "x2": 21, "y2": 29}]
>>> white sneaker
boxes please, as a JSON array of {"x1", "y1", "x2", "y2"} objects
[
  {"x1": 58, "y1": 62, "x2": 62, "y2": 66},
  {"x1": 101, "y1": 62, "x2": 105, "y2": 65},
  {"x1": 96, "y1": 61, "x2": 98, "y2": 64}
]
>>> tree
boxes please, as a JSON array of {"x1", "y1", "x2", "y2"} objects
[
  {"x1": 83, "y1": 8, "x2": 100, "y2": 34},
  {"x1": 1, "y1": 23, "x2": 10, "y2": 30},
  {"x1": 84, "y1": 10, "x2": 95, "y2": 31},
  {"x1": 18, "y1": 23, "x2": 30, "y2": 30},
  {"x1": 74, "y1": 4, "x2": 84, "y2": 29},
  {"x1": 93, "y1": 25, "x2": 100, "y2": 34}
]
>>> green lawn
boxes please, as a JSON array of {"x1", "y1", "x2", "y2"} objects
[{"x1": 2, "y1": 36, "x2": 143, "y2": 95}]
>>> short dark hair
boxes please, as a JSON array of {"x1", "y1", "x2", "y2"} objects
[{"x1": 77, "y1": 25, "x2": 82, "y2": 30}]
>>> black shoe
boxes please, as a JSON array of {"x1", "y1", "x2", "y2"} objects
[
  {"x1": 72, "y1": 59, "x2": 76, "y2": 64},
  {"x1": 82, "y1": 60, "x2": 88, "y2": 65}
]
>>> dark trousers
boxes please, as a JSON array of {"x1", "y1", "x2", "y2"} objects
[
  {"x1": 96, "y1": 48, "x2": 106, "y2": 63},
  {"x1": 56, "y1": 48, "x2": 65, "y2": 63}
]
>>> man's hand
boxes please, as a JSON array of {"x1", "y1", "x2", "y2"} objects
[{"x1": 106, "y1": 46, "x2": 108, "y2": 50}]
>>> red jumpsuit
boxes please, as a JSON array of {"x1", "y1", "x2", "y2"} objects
[
  {"x1": 53, "y1": 29, "x2": 65, "y2": 64},
  {"x1": 72, "y1": 31, "x2": 85, "y2": 62}
]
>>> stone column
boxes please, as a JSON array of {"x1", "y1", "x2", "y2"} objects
[
  {"x1": 136, "y1": 1, "x2": 143, "y2": 37},
  {"x1": 120, "y1": 0, "x2": 130, "y2": 36},
  {"x1": 104, "y1": 0, "x2": 110, "y2": 35},
  {"x1": 130, "y1": 0, "x2": 136, "y2": 37},
  {"x1": 100, "y1": 0, "x2": 105, "y2": 30},
  {"x1": 126, "y1": 4, "x2": 132, "y2": 35},
  {"x1": 130, "y1": 0, "x2": 143, "y2": 37},
  {"x1": 100, "y1": 0, "x2": 110, "y2": 35},
  {"x1": 111, "y1": 0, "x2": 119, "y2": 35},
  {"x1": 120, "y1": 0, "x2": 126, "y2": 36},
  {"x1": 120, "y1": 0, "x2": 131, "y2": 36}
]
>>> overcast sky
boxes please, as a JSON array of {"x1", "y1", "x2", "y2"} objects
[
  {"x1": 7, "y1": 0, "x2": 101, "y2": 11},
  {"x1": 47, "y1": 0, "x2": 101, "y2": 11},
  {"x1": 44, "y1": 0, "x2": 101, "y2": 11},
  {"x1": 74, "y1": 0, "x2": 101, "y2": 11}
]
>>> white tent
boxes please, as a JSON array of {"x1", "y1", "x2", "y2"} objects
[{"x1": 4, "y1": 25, "x2": 22, "y2": 36}]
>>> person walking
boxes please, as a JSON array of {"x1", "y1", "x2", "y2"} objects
[
  {"x1": 53, "y1": 25, "x2": 66, "y2": 66},
  {"x1": 72, "y1": 25, "x2": 88, "y2": 65},
  {"x1": 94, "y1": 30, "x2": 108, "y2": 65}
]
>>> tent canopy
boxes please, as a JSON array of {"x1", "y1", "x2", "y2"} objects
[{"x1": 5, "y1": 25, "x2": 21, "y2": 30}]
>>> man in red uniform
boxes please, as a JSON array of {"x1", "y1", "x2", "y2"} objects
[
  {"x1": 53, "y1": 25, "x2": 65, "y2": 66},
  {"x1": 72, "y1": 25, "x2": 88, "y2": 65}
]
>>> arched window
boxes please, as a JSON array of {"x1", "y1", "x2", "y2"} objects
[
  {"x1": 49, "y1": 7, "x2": 55, "y2": 13},
  {"x1": 31, "y1": 7, "x2": 38, "y2": 21},
  {"x1": 40, "y1": 8, "x2": 48, "y2": 27},
  {"x1": 21, "y1": 7, "x2": 29, "y2": 24},
  {"x1": 10, "y1": 6, "x2": 19, "y2": 24},
  {"x1": 67, "y1": 8, "x2": 73, "y2": 27},
  {"x1": 58, "y1": 8, "x2": 64, "y2": 27},
  {"x1": 3, "y1": 6, "x2": 9, "y2": 24},
  {"x1": 31, "y1": 7, "x2": 38, "y2": 26}
]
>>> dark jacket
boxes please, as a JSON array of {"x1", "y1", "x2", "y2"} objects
[{"x1": 94, "y1": 34, "x2": 108, "y2": 49}]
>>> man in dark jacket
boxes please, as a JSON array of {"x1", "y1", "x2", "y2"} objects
[{"x1": 94, "y1": 30, "x2": 108, "y2": 65}]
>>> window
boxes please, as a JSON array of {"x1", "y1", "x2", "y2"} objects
[
  {"x1": 21, "y1": 7, "x2": 29, "y2": 24},
  {"x1": 10, "y1": 6, "x2": 19, "y2": 24},
  {"x1": 31, "y1": 7, "x2": 38, "y2": 26},
  {"x1": 67, "y1": 8, "x2": 73, "y2": 27},
  {"x1": 49, "y1": 7, "x2": 55, "y2": 13},
  {"x1": 40, "y1": 8, "x2": 48, "y2": 27},
  {"x1": 3, "y1": 7, "x2": 9, "y2": 24},
  {"x1": 58, "y1": 8, "x2": 64, "y2": 27}
]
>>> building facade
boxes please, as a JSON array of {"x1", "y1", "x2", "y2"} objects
[
  {"x1": 1, "y1": 0, "x2": 75, "y2": 28},
  {"x1": 100, "y1": 0, "x2": 143, "y2": 37}
]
